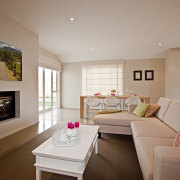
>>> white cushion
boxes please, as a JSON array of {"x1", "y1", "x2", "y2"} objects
[
  {"x1": 131, "y1": 121, "x2": 176, "y2": 139},
  {"x1": 134, "y1": 137, "x2": 174, "y2": 180},
  {"x1": 155, "y1": 97, "x2": 172, "y2": 121},
  {"x1": 163, "y1": 100, "x2": 180, "y2": 132},
  {"x1": 93, "y1": 111, "x2": 158, "y2": 127}
]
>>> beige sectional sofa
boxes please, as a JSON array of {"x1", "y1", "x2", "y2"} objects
[{"x1": 93, "y1": 97, "x2": 180, "y2": 180}]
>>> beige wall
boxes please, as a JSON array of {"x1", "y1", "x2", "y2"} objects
[
  {"x1": 0, "y1": 13, "x2": 39, "y2": 139},
  {"x1": 61, "y1": 62, "x2": 81, "y2": 108},
  {"x1": 165, "y1": 48, "x2": 180, "y2": 100},
  {"x1": 124, "y1": 59, "x2": 165, "y2": 104},
  {"x1": 62, "y1": 59, "x2": 165, "y2": 108}
]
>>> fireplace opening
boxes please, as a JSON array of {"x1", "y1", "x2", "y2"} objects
[{"x1": 0, "y1": 91, "x2": 19, "y2": 122}]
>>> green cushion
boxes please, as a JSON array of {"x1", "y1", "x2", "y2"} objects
[
  {"x1": 97, "y1": 110, "x2": 122, "y2": 114},
  {"x1": 133, "y1": 103, "x2": 150, "y2": 117}
]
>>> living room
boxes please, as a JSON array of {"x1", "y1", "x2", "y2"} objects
[{"x1": 0, "y1": 0, "x2": 180, "y2": 180}]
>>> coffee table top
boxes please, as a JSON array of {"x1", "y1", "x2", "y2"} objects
[{"x1": 32, "y1": 125, "x2": 99, "y2": 163}]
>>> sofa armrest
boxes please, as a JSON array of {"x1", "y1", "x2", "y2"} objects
[
  {"x1": 128, "y1": 104, "x2": 137, "y2": 113},
  {"x1": 154, "y1": 146, "x2": 180, "y2": 180}
]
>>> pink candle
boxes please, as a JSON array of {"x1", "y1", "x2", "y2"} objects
[
  {"x1": 70, "y1": 123, "x2": 74, "y2": 129},
  {"x1": 75, "y1": 121, "x2": 79, "y2": 128},
  {"x1": 68, "y1": 122, "x2": 72, "y2": 128}
]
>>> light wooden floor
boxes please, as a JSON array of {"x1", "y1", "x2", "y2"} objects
[{"x1": 0, "y1": 108, "x2": 94, "y2": 157}]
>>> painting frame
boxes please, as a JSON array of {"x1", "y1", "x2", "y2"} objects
[
  {"x1": 0, "y1": 41, "x2": 22, "y2": 81},
  {"x1": 145, "y1": 70, "x2": 154, "y2": 81},
  {"x1": 133, "y1": 70, "x2": 142, "y2": 81}
]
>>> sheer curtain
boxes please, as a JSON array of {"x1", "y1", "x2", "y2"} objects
[{"x1": 81, "y1": 60, "x2": 124, "y2": 96}]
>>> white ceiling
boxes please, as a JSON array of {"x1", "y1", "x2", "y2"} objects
[{"x1": 0, "y1": 0, "x2": 180, "y2": 63}]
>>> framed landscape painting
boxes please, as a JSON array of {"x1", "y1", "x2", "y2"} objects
[{"x1": 0, "y1": 41, "x2": 22, "y2": 81}]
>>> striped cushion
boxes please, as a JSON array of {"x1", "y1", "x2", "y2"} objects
[
  {"x1": 174, "y1": 130, "x2": 180, "y2": 147},
  {"x1": 145, "y1": 104, "x2": 160, "y2": 118}
]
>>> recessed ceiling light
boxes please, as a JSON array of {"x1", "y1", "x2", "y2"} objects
[
  {"x1": 90, "y1": 48, "x2": 94, "y2": 51},
  {"x1": 70, "y1": 17, "x2": 74, "y2": 21},
  {"x1": 158, "y1": 43, "x2": 162, "y2": 46}
]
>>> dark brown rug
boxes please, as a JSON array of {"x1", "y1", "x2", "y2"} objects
[{"x1": 0, "y1": 127, "x2": 143, "y2": 180}]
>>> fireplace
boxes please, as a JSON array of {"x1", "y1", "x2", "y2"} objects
[{"x1": 0, "y1": 91, "x2": 20, "y2": 122}]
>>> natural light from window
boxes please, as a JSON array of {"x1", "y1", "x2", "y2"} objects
[
  {"x1": 81, "y1": 60, "x2": 124, "y2": 96},
  {"x1": 38, "y1": 67, "x2": 59, "y2": 112}
]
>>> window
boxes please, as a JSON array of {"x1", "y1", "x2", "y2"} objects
[
  {"x1": 82, "y1": 60, "x2": 124, "y2": 95},
  {"x1": 38, "y1": 67, "x2": 59, "y2": 112}
]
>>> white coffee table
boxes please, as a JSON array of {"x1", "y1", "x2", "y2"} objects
[{"x1": 32, "y1": 125, "x2": 99, "y2": 180}]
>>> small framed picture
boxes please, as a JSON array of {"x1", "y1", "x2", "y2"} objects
[
  {"x1": 145, "y1": 70, "x2": 154, "y2": 80},
  {"x1": 133, "y1": 71, "x2": 142, "y2": 81}
]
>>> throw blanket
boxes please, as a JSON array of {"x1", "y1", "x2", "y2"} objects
[{"x1": 97, "y1": 110, "x2": 122, "y2": 114}]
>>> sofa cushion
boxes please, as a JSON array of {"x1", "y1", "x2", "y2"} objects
[
  {"x1": 134, "y1": 137, "x2": 174, "y2": 180},
  {"x1": 155, "y1": 97, "x2": 172, "y2": 121},
  {"x1": 133, "y1": 103, "x2": 150, "y2": 117},
  {"x1": 131, "y1": 121, "x2": 176, "y2": 139},
  {"x1": 145, "y1": 104, "x2": 160, "y2": 118},
  {"x1": 154, "y1": 146, "x2": 180, "y2": 180},
  {"x1": 93, "y1": 111, "x2": 158, "y2": 127},
  {"x1": 173, "y1": 130, "x2": 180, "y2": 147},
  {"x1": 97, "y1": 110, "x2": 122, "y2": 114},
  {"x1": 163, "y1": 100, "x2": 180, "y2": 132},
  {"x1": 128, "y1": 104, "x2": 138, "y2": 113}
]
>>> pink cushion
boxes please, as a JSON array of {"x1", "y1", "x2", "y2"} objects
[
  {"x1": 145, "y1": 104, "x2": 160, "y2": 118},
  {"x1": 174, "y1": 130, "x2": 180, "y2": 147}
]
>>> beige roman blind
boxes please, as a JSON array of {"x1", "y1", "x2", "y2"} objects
[{"x1": 81, "y1": 60, "x2": 124, "y2": 96}]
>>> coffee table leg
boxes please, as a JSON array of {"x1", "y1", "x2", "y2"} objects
[
  {"x1": 36, "y1": 167, "x2": 41, "y2": 180},
  {"x1": 95, "y1": 140, "x2": 98, "y2": 154}
]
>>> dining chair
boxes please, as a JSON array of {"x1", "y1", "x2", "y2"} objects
[
  {"x1": 85, "y1": 96, "x2": 101, "y2": 119},
  {"x1": 104, "y1": 96, "x2": 121, "y2": 110},
  {"x1": 124, "y1": 97, "x2": 141, "y2": 111}
]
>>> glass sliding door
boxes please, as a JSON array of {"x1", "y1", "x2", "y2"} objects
[
  {"x1": 53, "y1": 70, "x2": 58, "y2": 108},
  {"x1": 38, "y1": 67, "x2": 43, "y2": 111},
  {"x1": 38, "y1": 67, "x2": 59, "y2": 112},
  {"x1": 45, "y1": 68, "x2": 52, "y2": 110}
]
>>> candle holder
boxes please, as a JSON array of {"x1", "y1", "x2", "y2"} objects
[
  {"x1": 68, "y1": 122, "x2": 72, "y2": 128},
  {"x1": 52, "y1": 125, "x2": 80, "y2": 147},
  {"x1": 75, "y1": 121, "x2": 79, "y2": 128},
  {"x1": 70, "y1": 123, "x2": 74, "y2": 129}
]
